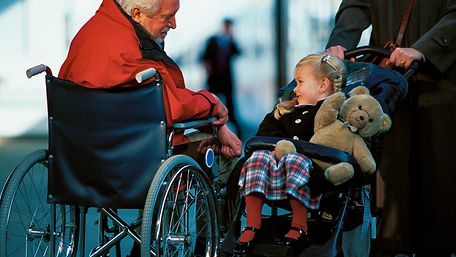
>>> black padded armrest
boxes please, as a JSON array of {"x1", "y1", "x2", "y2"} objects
[
  {"x1": 244, "y1": 136, "x2": 359, "y2": 169},
  {"x1": 173, "y1": 117, "x2": 217, "y2": 130}
]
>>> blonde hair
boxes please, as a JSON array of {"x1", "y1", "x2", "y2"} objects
[{"x1": 274, "y1": 53, "x2": 346, "y2": 119}]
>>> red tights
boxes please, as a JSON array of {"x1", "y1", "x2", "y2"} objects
[{"x1": 239, "y1": 194, "x2": 308, "y2": 242}]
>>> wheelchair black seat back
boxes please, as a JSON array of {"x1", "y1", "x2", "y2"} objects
[{"x1": 46, "y1": 75, "x2": 167, "y2": 208}]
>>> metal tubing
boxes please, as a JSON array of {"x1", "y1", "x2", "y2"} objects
[{"x1": 49, "y1": 204, "x2": 56, "y2": 257}]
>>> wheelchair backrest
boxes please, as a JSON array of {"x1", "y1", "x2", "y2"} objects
[{"x1": 46, "y1": 76, "x2": 167, "y2": 208}]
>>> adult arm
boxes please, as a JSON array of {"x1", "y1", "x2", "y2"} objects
[
  {"x1": 157, "y1": 63, "x2": 230, "y2": 126},
  {"x1": 326, "y1": 0, "x2": 371, "y2": 56},
  {"x1": 386, "y1": 1, "x2": 456, "y2": 72},
  {"x1": 409, "y1": 1, "x2": 456, "y2": 73}
]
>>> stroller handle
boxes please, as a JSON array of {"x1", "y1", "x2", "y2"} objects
[
  {"x1": 344, "y1": 46, "x2": 391, "y2": 59},
  {"x1": 344, "y1": 45, "x2": 419, "y2": 79}
]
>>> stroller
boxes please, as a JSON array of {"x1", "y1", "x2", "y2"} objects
[{"x1": 218, "y1": 46, "x2": 414, "y2": 257}]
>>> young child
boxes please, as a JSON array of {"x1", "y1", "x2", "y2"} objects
[{"x1": 233, "y1": 53, "x2": 347, "y2": 256}]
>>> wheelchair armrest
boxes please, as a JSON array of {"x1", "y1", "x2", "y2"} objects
[
  {"x1": 172, "y1": 117, "x2": 217, "y2": 130},
  {"x1": 244, "y1": 136, "x2": 359, "y2": 169}
]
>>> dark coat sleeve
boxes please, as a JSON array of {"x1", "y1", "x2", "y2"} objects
[
  {"x1": 326, "y1": 0, "x2": 371, "y2": 49},
  {"x1": 256, "y1": 111, "x2": 287, "y2": 137},
  {"x1": 412, "y1": 1, "x2": 456, "y2": 74}
]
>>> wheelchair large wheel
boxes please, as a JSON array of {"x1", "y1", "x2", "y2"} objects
[
  {"x1": 141, "y1": 155, "x2": 219, "y2": 257},
  {"x1": 0, "y1": 149, "x2": 79, "y2": 257}
]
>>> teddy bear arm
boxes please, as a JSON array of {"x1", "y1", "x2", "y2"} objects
[
  {"x1": 352, "y1": 137, "x2": 376, "y2": 174},
  {"x1": 314, "y1": 92, "x2": 346, "y2": 132}
]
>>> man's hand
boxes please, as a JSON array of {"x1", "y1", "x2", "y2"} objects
[
  {"x1": 196, "y1": 125, "x2": 242, "y2": 160},
  {"x1": 217, "y1": 125, "x2": 242, "y2": 159},
  {"x1": 212, "y1": 94, "x2": 229, "y2": 126},
  {"x1": 387, "y1": 47, "x2": 425, "y2": 70}
]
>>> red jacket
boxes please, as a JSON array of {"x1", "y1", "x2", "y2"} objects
[{"x1": 59, "y1": 0, "x2": 216, "y2": 139}]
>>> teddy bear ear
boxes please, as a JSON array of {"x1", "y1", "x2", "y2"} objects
[
  {"x1": 380, "y1": 114, "x2": 392, "y2": 132},
  {"x1": 348, "y1": 86, "x2": 370, "y2": 97}
]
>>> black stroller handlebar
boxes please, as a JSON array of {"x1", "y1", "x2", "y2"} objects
[
  {"x1": 343, "y1": 45, "x2": 419, "y2": 79},
  {"x1": 344, "y1": 46, "x2": 391, "y2": 60}
]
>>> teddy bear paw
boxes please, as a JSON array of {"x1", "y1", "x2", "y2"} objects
[{"x1": 324, "y1": 162, "x2": 355, "y2": 186}]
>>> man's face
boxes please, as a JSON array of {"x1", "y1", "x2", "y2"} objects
[{"x1": 137, "y1": 0, "x2": 179, "y2": 44}]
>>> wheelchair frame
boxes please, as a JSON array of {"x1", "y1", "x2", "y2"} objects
[{"x1": 0, "y1": 65, "x2": 227, "y2": 257}]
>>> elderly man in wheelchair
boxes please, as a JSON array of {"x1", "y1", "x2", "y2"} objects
[{"x1": 0, "y1": 62, "x2": 240, "y2": 257}]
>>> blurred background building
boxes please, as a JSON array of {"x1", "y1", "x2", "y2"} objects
[{"x1": 0, "y1": 0, "x2": 370, "y2": 139}]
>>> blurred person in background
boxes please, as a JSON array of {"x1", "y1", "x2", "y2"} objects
[
  {"x1": 201, "y1": 18, "x2": 242, "y2": 139},
  {"x1": 325, "y1": 0, "x2": 456, "y2": 256}
]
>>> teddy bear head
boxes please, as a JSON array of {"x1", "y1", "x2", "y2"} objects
[{"x1": 339, "y1": 86, "x2": 392, "y2": 138}]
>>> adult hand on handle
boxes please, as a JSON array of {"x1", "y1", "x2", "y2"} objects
[
  {"x1": 325, "y1": 45, "x2": 356, "y2": 61},
  {"x1": 387, "y1": 47, "x2": 425, "y2": 70}
]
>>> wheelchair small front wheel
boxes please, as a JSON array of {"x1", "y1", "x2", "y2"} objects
[
  {"x1": 0, "y1": 149, "x2": 79, "y2": 257},
  {"x1": 141, "y1": 155, "x2": 219, "y2": 257}
]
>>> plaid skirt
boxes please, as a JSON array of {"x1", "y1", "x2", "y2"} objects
[{"x1": 239, "y1": 150, "x2": 321, "y2": 210}]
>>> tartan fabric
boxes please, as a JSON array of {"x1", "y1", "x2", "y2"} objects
[{"x1": 239, "y1": 150, "x2": 322, "y2": 210}]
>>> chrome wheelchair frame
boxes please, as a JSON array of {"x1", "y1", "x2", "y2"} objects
[{"x1": 0, "y1": 65, "x2": 228, "y2": 257}]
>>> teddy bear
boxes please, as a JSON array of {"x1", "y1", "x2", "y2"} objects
[
  {"x1": 309, "y1": 86, "x2": 392, "y2": 185},
  {"x1": 273, "y1": 86, "x2": 392, "y2": 186}
]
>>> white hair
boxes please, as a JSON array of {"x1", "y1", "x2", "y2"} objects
[{"x1": 116, "y1": 0, "x2": 161, "y2": 16}]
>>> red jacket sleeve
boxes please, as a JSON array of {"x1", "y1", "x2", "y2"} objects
[{"x1": 158, "y1": 62, "x2": 217, "y2": 125}]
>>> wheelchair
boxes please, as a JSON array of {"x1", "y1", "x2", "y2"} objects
[{"x1": 0, "y1": 65, "x2": 236, "y2": 257}]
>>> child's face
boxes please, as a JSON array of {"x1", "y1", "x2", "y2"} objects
[{"x1": 293, "y1": 65, "x2": 326, "y2": 105}]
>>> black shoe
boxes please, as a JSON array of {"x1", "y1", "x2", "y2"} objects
[
  {"x1": 276, "y1": 227, "x2": 310, "y2": 253},
  {"x1": 232, "y1": 227, "x2": 263, "y2": 257}
]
